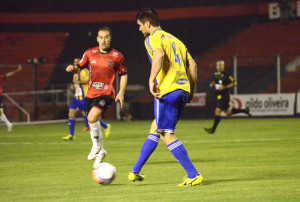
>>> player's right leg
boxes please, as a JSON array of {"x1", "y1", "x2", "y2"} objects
[
  {"x1": 87, "y1": 107, "x2": 105, "y2": 161},
  {"x1": 128, "y1": 119, "x2": 159, "y2": 182},
  {"x1": 204, "y1": 107, "x2": 222, "y2": 134}
]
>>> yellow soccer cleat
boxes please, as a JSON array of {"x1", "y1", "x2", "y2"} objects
[
  {"x1": 62, "y1": 134, "x2": 74, "y2": 141},
  {"x1": 177, "y1": 174, "x2": 203, "y2": 187},
  {"x1": 104, "y1": 124, "x2": 111, "y2": 138},
  {"x1": 128, "y1": 171, "x2": 145, "y2": 182}
]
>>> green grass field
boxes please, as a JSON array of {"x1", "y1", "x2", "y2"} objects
[{"x1": 0, "y1": 118, "x2": 299, "y2": 201}]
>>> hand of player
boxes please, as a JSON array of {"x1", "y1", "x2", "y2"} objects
[
  {"x1": 115, "y1": 92, "x2": 124, "y2": 108},
  {"x1": 149, "y1": 81, "x2": 161, "y2": 99},
  {"x1": 69, "y1": 84, "x2": 75, "y2": 91},
  {"x1": 17, "y1": 64, "x2": 22, "y2": 72},
  {"x1": 66, "y1": 65, "x2": 76, "y2": 72},
  {"x1": 188, "y1": 92, "x2": 194, "y2": 102}
]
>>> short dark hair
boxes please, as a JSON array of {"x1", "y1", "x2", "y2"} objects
[
  {"x1": 98, "y1": 26, "x2": 112, "y2": 36},
  {"x1": 136, "y1": 8, "x2": 160, "y2": 26}
]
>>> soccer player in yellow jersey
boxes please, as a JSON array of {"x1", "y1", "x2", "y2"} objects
[
  {"x1": 62, "y1": 58, "x2": 111, "y2": 141},
  {"x1": 128, "y1": 8, "x2": 203, "y2": 186}
]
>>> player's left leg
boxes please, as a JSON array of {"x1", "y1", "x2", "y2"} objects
[
  {"x1": 78, "y1": 99, "x2": 89, "y2": 131},
  {"x1": 160, "y1": 132, "x2": 203, "y2": 186},
  {"x1": 0, "y1": 108, "x2": 13, "y2": 132},
  {"x1": 128, "y1": 120, "x2": 159, "y2": 182},
  {"x1": 81, "y1": 111, "x2": 89, "y2": 131},
  {"x1": 157, "y1": 90, "x2": 202, "y2": 186},
  {"x1": 160, "y1": 90, "x2": 202, "y2": 186},
  {"x1": 99, "y1": 119, "x2": 111, "y2": 138},
  {"x1": 62, "y1": 98, "x2": 78, "y2": 140},
  {"x1": 227, "y1": 107, "x2": 252, "y2": 117}
]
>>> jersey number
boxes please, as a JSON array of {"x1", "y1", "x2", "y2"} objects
[{"x1": 172, "y1": 42, "x2": 182, "y2": 66}]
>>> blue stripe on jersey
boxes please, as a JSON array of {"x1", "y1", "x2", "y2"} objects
[
  {"x1": 146, "y1": 37, "x2": 153, "y2": 52},
  {"x1": 80, "y1": 84, "x2": 85, "y2": 98},
  {"x1": 147, "y1": 53, "x2": 152, "y2": 64}
]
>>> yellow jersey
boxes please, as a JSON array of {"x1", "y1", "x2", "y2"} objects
[
  {"x1": 73, "y1": 68, "x2": 89, "y2": 100},
  {"x1": 145, "y1": 29, "x2": 192, "y2": 97}
]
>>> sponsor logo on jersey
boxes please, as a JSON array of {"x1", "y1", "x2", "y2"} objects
[
  {"x1": 161, "y1": 34, "x2": 165, "y2": 39},
  {"x1": 91, "y1": 50, "x2": 97, "y2": 53},
  {"x1": 112, "y1": 52, "x2": 118, "y2": 56},
  {"x1": 99, "y1": 100, "x2": 105, "y2": 106},
  {"x1": 104, "y1": 85, "x2": 109, "y2": 90},
  {"x1": 92, "y1": 82, "x2": 104, "y2": 89},
  {"x1": 176, "y1": 78, "x2": 187, "y2": 85},
  {"x1": 108, "y1": 61, "x2": 113, "y2": 67},
  {"x1": 91, "y1": 60, "x2": 97, "y2": 64}
]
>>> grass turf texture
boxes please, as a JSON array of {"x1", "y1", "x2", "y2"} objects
[{"x1": 0, "y1": 118, "x2": 299, "y2": 201}]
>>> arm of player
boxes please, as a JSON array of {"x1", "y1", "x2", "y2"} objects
[
  {"x1": 115, "y1": 74, "x2": 128, "y2": 108},
  {"x1": 5, "y1": 64, "x2": 22, "y2": 78},
  {"x1": 187, "y1": 57, "x2": 197, "y2": 101},
  {"x1": 224, "y1": 82, "x2": 236, "y2": 89},
  {"x1": 66, "y1": 65, "x2": 79, "y2": 74},
  {"x1": 219, "y1": 80, "x2": 236, "y2": 90},
  {"x1": 149, "y1": 48, "x2": 164, "y2": 99}
]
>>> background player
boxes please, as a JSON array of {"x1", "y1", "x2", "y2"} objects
[
  {"x1": 0, "y1": 64, "x2": 22, "y2": 132},
  {"x1": 66, "y1": 26, "x2": 127, "y2": 167},
  {"x1": 128, "y1": 8, "x2": 202, "y2": 187},
  {"x1": 204, "y1": 60, "x2": 251, "y2": 134},
  {"x1": 62, "y1": 58, "x2": 111, "y2": 141}
]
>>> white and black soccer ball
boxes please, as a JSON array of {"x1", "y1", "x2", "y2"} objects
[{"x1": 92, "y1": 163, "x2": 116, "y2": 185}]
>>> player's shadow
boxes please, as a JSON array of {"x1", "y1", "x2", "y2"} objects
[{"x1": 203, "y1": 175, "x2": 276, "y2": 186}]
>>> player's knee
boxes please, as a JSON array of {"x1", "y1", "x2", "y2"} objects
[
  {"x1": 226, "y1": 109, "x2": 232, "y2": 116},
  {"x1": 88, "y1": 116, "x2": 97, "y2": 124},
  {"x1": 68, "y1": 111, "x2": 75, "y2": 118}
]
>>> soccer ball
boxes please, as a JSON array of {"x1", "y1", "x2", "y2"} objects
[{"x1": 92, "y1": 163, "x2": 116, "y2": 185}]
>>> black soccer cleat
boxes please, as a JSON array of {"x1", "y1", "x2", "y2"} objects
[
  {"x1": 204, "y1": 127, "x2": 215, "y2": 134},
  {"x1": 245, "y1": 107, "x2": 252, "y2": 117}
]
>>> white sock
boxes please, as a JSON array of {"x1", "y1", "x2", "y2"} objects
[
  {"x1": 0, "y1": 112, "x2": 11, "y2": 126},
  {"x1": 89, "y1": 122, "x2": 103, "y2": 149}
]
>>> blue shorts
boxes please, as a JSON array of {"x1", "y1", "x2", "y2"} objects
[
  {"x1": 69, "y1": 97, "x2": 87, "y2": 112},
  {"x1": 154, "y1": 90, "x2": 188, "y2": 134}
]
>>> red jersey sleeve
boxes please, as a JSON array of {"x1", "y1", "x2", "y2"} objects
[
  {"x1": 77, "y1": 50, "x2": 89, "y2": 69},
  {"x1": 0, "y1": 74, "x2": 5, "y2": 82},
  {"x1": 116, "y1": 54, "x2": 127, "y2": 76}
]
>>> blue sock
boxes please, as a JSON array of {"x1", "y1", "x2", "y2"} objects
[
  {"x1": 132, "y1": 133, "x2": 160, "y2": 173},
  {"x1": 68, "y1": 118, "x2": 76, "y2": 136},
  {"x1": 168, "y1": 140, "x2": 198, "y2": 178},
  {"x1": 83, "y1": 115, "x2": 89, "y2": 128},
  {"x1": 100, "y1": 119, "x2": 107, "y2": 129}
]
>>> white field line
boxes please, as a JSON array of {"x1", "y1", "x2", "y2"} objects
[{"x1": 0, "y1": 138, "x2": 299, "y2": 145}]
